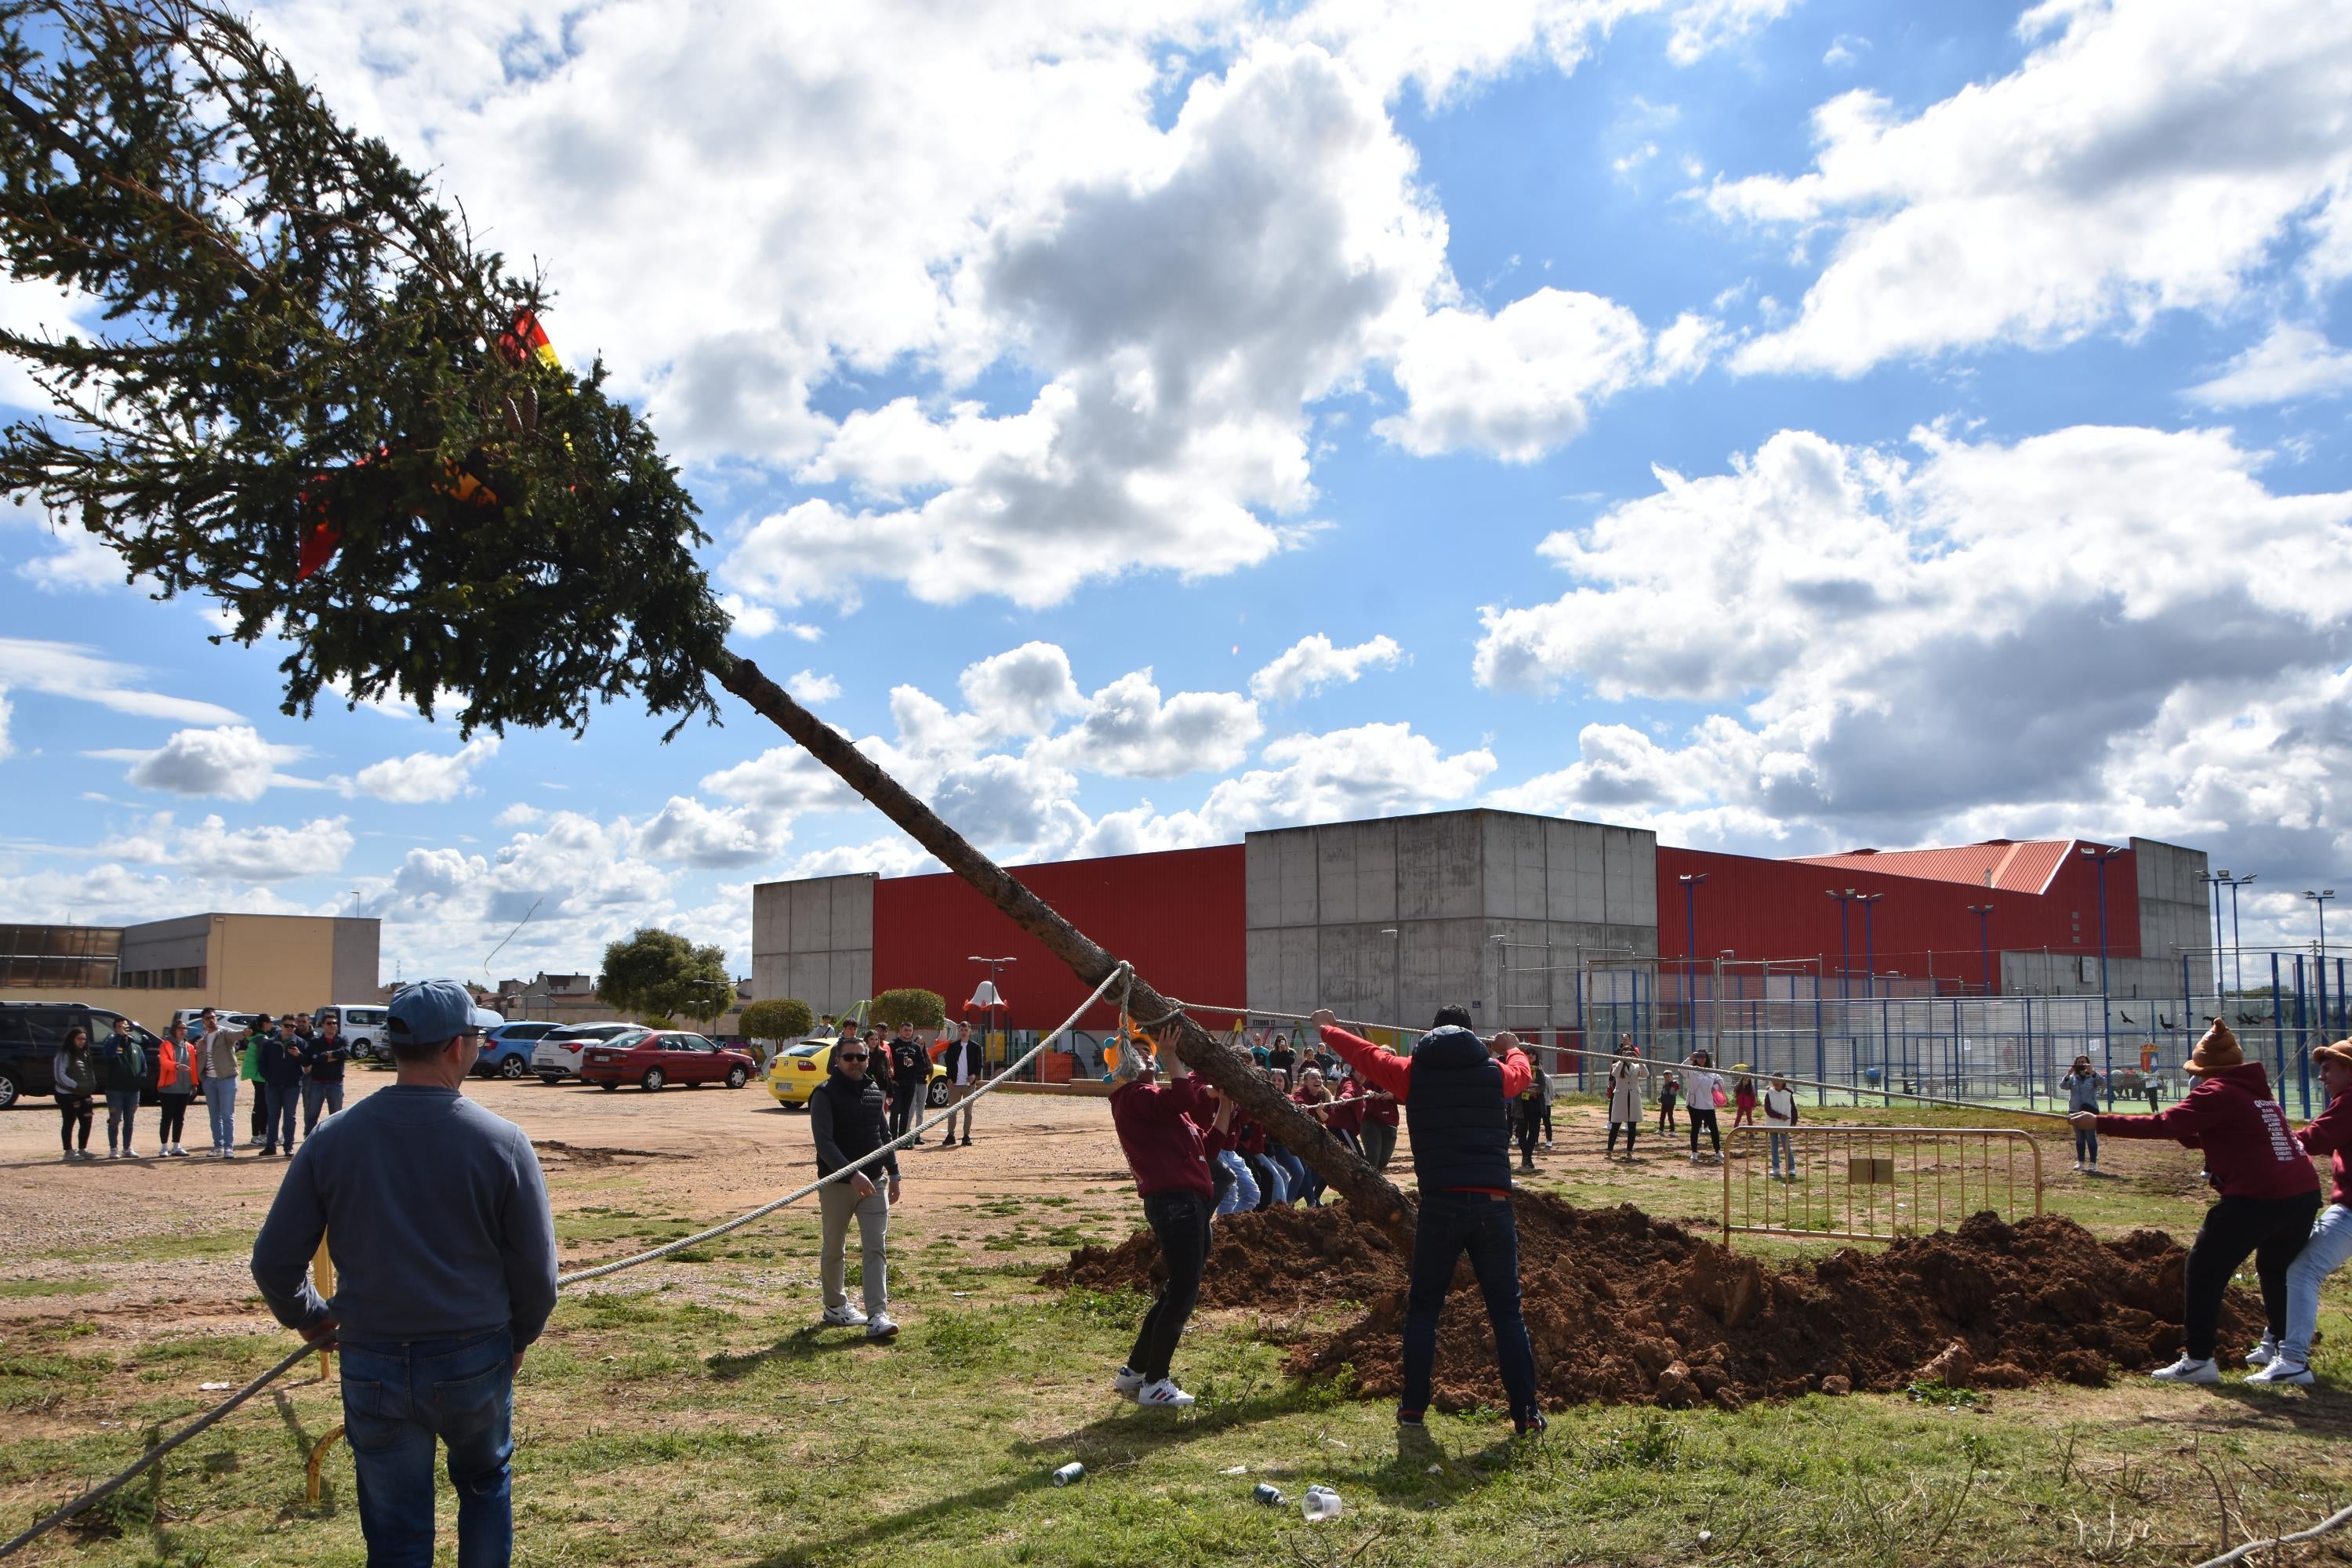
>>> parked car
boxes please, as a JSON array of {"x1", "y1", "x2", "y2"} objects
[
  {"x1": 474, "y1": 1022, "x2": 561, "y2": 1080},
  {"x1": 532, "y1": 1022, "x2": 644, "y2": 1083},
  {"x1": 312, "y1": 1004, "x2": 391, "y2": 1062},
  {"x1": 766, "y1": 1033, "x2": 950, "y2": 1109},
  {"x1": 0, "y1": 1002, "x2": 169, "y2": 1108},
  {"x1": 581, "y1": 1030, "x2": 756, "y2": 1092}
]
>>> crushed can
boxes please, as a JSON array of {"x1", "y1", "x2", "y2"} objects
[
  {"x1": 1252, "y1": 1483, "x2": 1284, "y2": 1506},
  {"x1": 1052, "y1": 1462, "x2": 1085, "y2": 1486}
]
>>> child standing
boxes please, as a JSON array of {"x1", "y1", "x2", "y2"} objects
[
  {"x1": 1762, "y1": 1074, "x2": 1800, "y2": 1181},
  {"x1": 2062, "y1": 1055, "x2": 2104, "y2": 1172},
  {"x1": 1732, "y1": 1069, "x2": 1759, "y2": 1131},
  {"x1": 1656, "y1": 1073, "x2": 1679, "y2": 1133}
]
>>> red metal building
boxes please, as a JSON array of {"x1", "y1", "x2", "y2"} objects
[
  {"x1": 1657, "y1": 840, "x2": 2136, "y2": 993},
  {"x1": 872, "y1": 844, "x2": 1246, "y2": 1031}
]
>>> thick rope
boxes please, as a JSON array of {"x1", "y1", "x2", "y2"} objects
[
  {"x1": 2190, "y1": 1501, "x2": 2352, "y2": 1568},
  {"x1": 0, "y1": 963, "x2": 1132, "y2": 1559}
]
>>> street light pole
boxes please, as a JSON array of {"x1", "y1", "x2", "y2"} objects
[
  {"x1": 1679, "y1": 873, "x2": 1707, "y2": 1058},
  {"x1": 2227, "y1": 873, "x2": 2256, "y2": 1001},
  {"x1": 1857, "y1": 892, "x2": 1884, "y2": 1098},
  {"x1": 967, "y1": 954, "x2": 1016, "y2": 1059},
  {"x1": 2199, "y1": 869, "x2": 2227, "y2": 1007},
  {"x1": 2307, "y1": 891, "x2": 2337, "y2": 1039},
  {"x1": 1968, "y1": 904, "x2": 1995, "y2": 996},
  {"x1": 2084, "y1": 847, "x2": 2126, "y2": 1110}
]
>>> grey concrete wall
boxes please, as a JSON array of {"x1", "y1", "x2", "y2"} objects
[
  {"x1": 1245, "y1": 809, "x2": 1660, "y2": 1032},
  {"x1": 330, "y1": 918, "x2": 379, "y2": 1002},
  {"x1": 2132, "y1": 837, "x2": 2216, "y2": 996},
  {"x1": 750, "y1": 873, "x2": 874, "y2": 1018}
]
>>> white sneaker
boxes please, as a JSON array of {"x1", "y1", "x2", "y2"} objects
[
  {"x1": 2150, "y1": 1356, "x2": 2220, "y2": 1385},
  {"x1": 221, "y1": 1148, "x2": 236, "y2": 1160},
  {"x1": 171, "y1": 1145, "x2": 187, "y2": 1157},
  {"x1": 2248, "y1": 1359, "x2": 2315, "y2": 1387},
  {"x1": 2071, "y1": 1160, "x2": 2082, "y2": 1172},
  {"x1": 109, "y1": 1148, "x2": 124, "y2": 1159},
  {"x1": 60, "y1": 1150, "x2": 75, "y2": 1162},
  {"x1": 820, "y1": 1303, "x2": 868, "y2": 1327},
  {"x1": 1112, "y1": 1366, "x2": 1146, "y2": 1401},
  {"x1": 1137, "y1": 1378, "x2": 1195, "y2": 1409},
  {"x1": 865, "y1": 1313, "x2": 899, "y2": 1341},
  {"x1": 2248, "y1": 1336, "x2": 2278, "y2": 1368}
]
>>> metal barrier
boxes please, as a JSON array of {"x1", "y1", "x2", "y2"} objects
[{"x1": 1722, "y1": 1125, "x2": 2042, "y2": 1245}]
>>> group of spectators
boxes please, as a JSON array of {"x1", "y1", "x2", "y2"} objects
[
  {"x1": 1602, "y1": 1037, "x2": 1802, "y2": 1174},
  {"x1": 49, "y1": 1007, "x2": 347, "y2": 1160}
]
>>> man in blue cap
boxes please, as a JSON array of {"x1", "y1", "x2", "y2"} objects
[{"x1": 251, "y1": 979, "x2": 556, "y2": 1567}]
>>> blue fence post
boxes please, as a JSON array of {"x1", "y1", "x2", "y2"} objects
[
  {"x1": 2296, "y1": 956, "x2": 2310, "y2": 1111},
  {"x1": 1813, "y1": 967, "x2": 1826, "y2": 1107}
]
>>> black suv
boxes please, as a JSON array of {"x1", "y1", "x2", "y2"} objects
[{"x1": 0, "y1": 1003, "x2": 168, "y2": 1109}]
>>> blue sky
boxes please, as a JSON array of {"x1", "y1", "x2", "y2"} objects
[{"x1": 5, "y1": 0, "x2": 2350, "y2": 983}]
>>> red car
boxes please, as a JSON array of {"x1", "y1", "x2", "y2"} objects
[{"x1": 580, "y1": 1029, "x2": 757, "y2": 1092}]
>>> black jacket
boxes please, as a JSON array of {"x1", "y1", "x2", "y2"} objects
[
  {"x1": 304, "y1": 1036, "x2": 348, "y2": 1082},
  {"x1": 941, "y1": 1035, "x2": 986, "y2": 1081},
  {"x1": 887, "y1": 1036, "x2": 927, "y2": 1081},
  {"x1": 810, "y1": 1071, "x2": 899, "y2": 1181},
  {"x1": 1405, "y1": 1026, "x2": 1512, "y2": 1192}
]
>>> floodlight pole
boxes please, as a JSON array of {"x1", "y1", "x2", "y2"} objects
[
  {"x1": 1968, "y1": 904, "x2": 1994, "y2": 996},
  {"x1": 2085, "y1": 846, "x2": 2125, "y2": 1111},
  {"x1": 1679, "y1": 873, "x2": 1707, "y2": 1059},
  {"x1": 2307, "y1": 891, "x2": 2336, "y2": 1041}
]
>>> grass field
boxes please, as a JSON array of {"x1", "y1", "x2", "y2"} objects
[{"x1": 9, "y1": 1097, "x2": 2352, "y2": 1566}]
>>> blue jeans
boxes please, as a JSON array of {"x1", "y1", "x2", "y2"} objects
[
  {"x1": 202, "y1": 1077, "x2": 237, "y2": 1150},
  {"x1": 266, "y1": 1084, "x2": 299, "y2": 1151},
  {"x1": 339, "y1": 1329, "x2": 516, "y2": 1567},
  {"x1": 2074, "y1": 1126, "x2": 2099, "y2": 1163},
  {"x1": 2282, "y1": 1201, "x2": 2352, "y2": 1364},
  {"x1": 1213, "y1": 1150, "x2": 1260, "y2": 1215},
  {"x1": 105, "y1": 1090, "x2": 140, "y2": 1151},
  {"x1": 1269, "y1": 1145, "x2": 1309, "y2": 1207},
  {"x1": 1767, "y1": 1130, "x2": 1795, "y2": 1178},
  {"x1": 303, "y1": 1079, "x2": 345, "y2": 1133},
  {"x1": 1402, "y1": 1190, "x2": 1541, "y2": 1422},
  {"x1": 1246, "y1": 1152, "x2": 1287, "y2": 1207}
]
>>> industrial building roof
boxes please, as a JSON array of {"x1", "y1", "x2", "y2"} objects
[{"x1": 1788, "y1": 839, "x2": 2100, "y2": 895}]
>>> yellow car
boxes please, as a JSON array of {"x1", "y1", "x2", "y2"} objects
[{"x1": 767, "y1": 1035, "x2": 951, "y2": 1109}]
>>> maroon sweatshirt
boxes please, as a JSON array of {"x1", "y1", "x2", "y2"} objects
[
  {"x1": 1109, "y1": 1074, "x2": 1215, "y2": 1200},
  {"x1": 2094, "y1": 1062, "x2": 2319, "y2": 1201},
  {"x1": 2298, "y1": 1087, "x2": 2352, "y2": 1208}
]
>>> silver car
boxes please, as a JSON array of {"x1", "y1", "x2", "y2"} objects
[{"x1": 532, "y1": 1023, "x2": 644, "y2": 1083}]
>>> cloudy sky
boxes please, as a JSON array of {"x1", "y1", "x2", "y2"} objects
[{"x1": 5, "y1": 0, "x2": 2351, "y2": 985}]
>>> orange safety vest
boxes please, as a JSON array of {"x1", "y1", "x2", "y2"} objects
[{"x1": 156, "y1": 1037, "x2": 196, "y2": 1091}]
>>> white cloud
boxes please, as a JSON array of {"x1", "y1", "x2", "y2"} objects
[
  {"x1": 108, "y1": 726, "x2": 318, "y2": 800},
  {"x1": 1033, "y1": 670, "x2": 1264, "y2": 778},
  {"x1": 786, "y1": 670, "x2": 841, "y2": 705},
  {"x1": 494, "y1": 803, "x2": 545, "y2": 828},
  {"x1": 1249, "y1": 633, "x2": 1404, "y2": 702},
  {"x1": 957, "y1": 643, "x2": 1086, "y2": 739},
  {"x1": 337, "y1": 737, "x2": 501, "y2": 804},
  {"x1": 1375, "y1": 291, "x2": 1654, "y2": 462},
  {"x1": 1708, "y1": 0, "x2": 2352, "y2": 376},
  {"x1": 97, "y1": 811, "x2": 355, "y2": 881},
  {"x1": 2186, "y1": 323, "x2": 2352, "y2": 408},
  {"x1": 1475, "y1": 422, "x2": 2352, "y2": 855},
  {"x1": 0, "y1": 637, "x2": 243, "y2": 728},
  {"x1": 631, "y1": 794, "x2": 789, "y2": 869}
]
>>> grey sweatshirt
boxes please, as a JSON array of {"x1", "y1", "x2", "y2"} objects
[{"x1": 250, "y1": 1084, "x2": 558, "y2": 1347}]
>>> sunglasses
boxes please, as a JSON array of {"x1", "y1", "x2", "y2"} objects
[{"x1": 837, "y1": 1051, "x2": 869, "y2": 1062}]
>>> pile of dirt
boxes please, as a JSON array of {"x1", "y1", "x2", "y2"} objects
[{"x1": 1045, "y1": 1196, "x2": 2260, "y2": 1411}]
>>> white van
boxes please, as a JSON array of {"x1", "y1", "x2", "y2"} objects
[{"x1": 312, "y1": 1004, "x2": 391, "y2": 1062}]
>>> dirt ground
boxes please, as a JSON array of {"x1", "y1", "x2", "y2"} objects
[{"x1": 0, "y1": 1073, "x2": 1145, "y2": 1339}]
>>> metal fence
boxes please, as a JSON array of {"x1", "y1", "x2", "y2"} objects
[
  {"x1": 1544, "y1": 949, "x2": 2352, "y2": 1118},
  {"x1": 1722, "y1": 1125, "x2": 2043, "y2": 1245}
]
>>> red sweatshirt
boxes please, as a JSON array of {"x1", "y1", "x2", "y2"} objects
[
  {"x1": 1319, "y1": 1025, "x2": 1531, "y2": 1103},
  {"x1": 1109, "y1": 1074, "x2": 1216, "y2": 1200},
  {"x1": 2299, "y1": 1087, "x2": 2352, "y2": 1208},
  {"x1": 2094, "y1": 1062, "x2": 2319, "y2": 1201}
]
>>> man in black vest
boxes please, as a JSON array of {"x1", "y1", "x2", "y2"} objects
[
  {"x1": 1313, "y1": 1004, "x2": 1544, "y2": 1437},
  {"x1": 810, "y1": 1034, "x2": 902, "y2": 1341}
]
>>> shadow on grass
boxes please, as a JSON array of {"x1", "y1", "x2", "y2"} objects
[
  {"x1": 705, "y1": 1328, "x2": 869, "y2": 1381},
  {"x1": 735, "y1": 1378, "x2": 1535, "y2": 1564},
  {"x1": 2198, "y1": 1382, "x2": 2352, "y2": 1438}
]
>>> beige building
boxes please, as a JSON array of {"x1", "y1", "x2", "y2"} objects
[
  {"x1": 488, "y1": 970, "x2": 756, "y2": 1036},
  {"x1": 0, "y1": 913, "x2": 379, "y2": 1026}
]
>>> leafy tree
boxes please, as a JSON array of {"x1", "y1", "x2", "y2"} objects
[
  {"x1": 597, "y1": 928, "x2": 732, "y2": 1025},
  {"x1": 0, "y1": 0, "x2": 1408, "y2": 1249},
  {"x1": 869, "y1": 988, "x2": 946, "y2": 1030},
  {"x1": 739, "y1": 997, "x2": 813, "y2": 1040}
]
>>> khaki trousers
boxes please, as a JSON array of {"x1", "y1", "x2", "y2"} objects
[
  {"x1": 944, "y1": 1080, "x2": 977, "y2": 1141},
  {"x1": 818, "y1": 1181, "x2": 890, "y2": 1315}
]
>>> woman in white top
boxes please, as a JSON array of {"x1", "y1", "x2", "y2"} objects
[
  {"x1": 1682, "y1": 1049, "x2": 1726, "y2": 1164},
  {"x1": 1761, "y1": 1073, "x2": 1800, "y2": 1181},
  {"x1": 1606, "y1": 1040, "x2": 1647, "y2": 1160}
]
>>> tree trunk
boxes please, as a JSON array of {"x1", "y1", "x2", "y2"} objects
[{"x1": 710, "y1": 651, "x2": 1415, "y2": 1240}]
